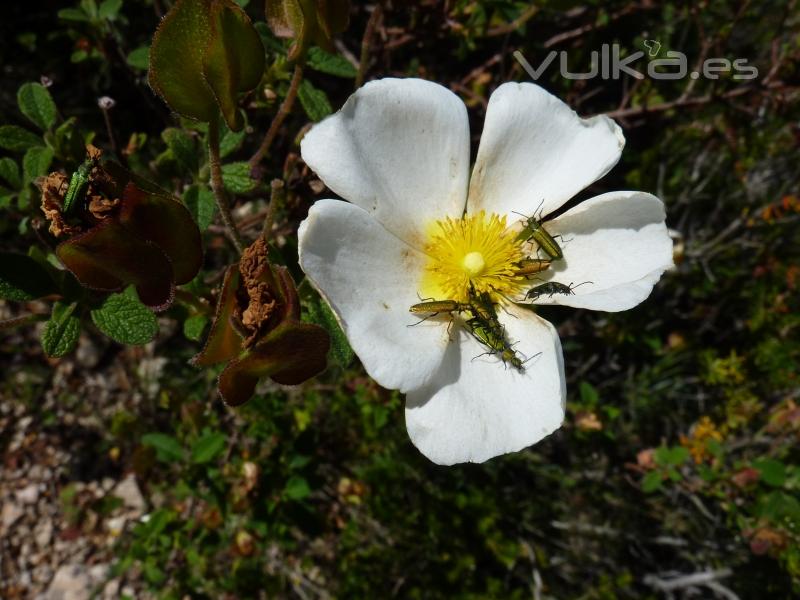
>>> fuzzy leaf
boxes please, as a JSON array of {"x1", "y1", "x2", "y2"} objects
[
  {"x1": 298, "y1": 79, "x2": 332, "y2": 122},
  {"x1": 0, "y1": 252, "x2": 56, "y2": 301},
  {"x1": 218, "y1": 320, "x2": 329, "y2": 406},
  {"x1": 142, "y1": 433, "x2": 184, "y2": 462},
  {"x1": 56, "y1": 220, "x2": 176, "y2": 311},
  {"x1": 203, "y1": 0, "x2": 265, "y2": 131},
  {"x1": 148, "y1": 0, "x2": 218, "y2": 121},
  {"x1": 162, "y1": 128, "x2": 199, "y2": 173},
  {"x1": 41, "y1": 301, "x2": 81, "y2": 358},
  {"x1": 303, "y1": 290, "x2": 352, "y2": 367},
  {"x1": 0, "y1": 125, "x2": 41, "y2": 153},
  {"x1": 191, "y1": 432, "x2": 227, "y2": 463},
  {"x1": 192, "y1": 265, "x2": 243, "y2": 366},
  {"x1": 17, "y1": 82, "x2": 57, "y2": 131},
  {"x1": 22, "y1": 146, "x2": 54, "y2": 181},
  {"x1": 183, "y1": 314, "x2": 209, "y2": 341},
  {"x1": 126, "y1": 46, "x2": 150, "y2": 70},
  {"x1": 0, "y1": 158, "x2": 21, "y2": 189},
  {"x1": 183, "y1": 185, "x2": 217, "y2": 231},
  {"x1": 91, "y1": 290, "x2": 159, "y2": 345},
  {"x1": 221, "y1": 161, "x2": 259, "y2": 194},
  {"x1": 119, "y1": 183, "x2": 204, "y2": 286},
  {"x1": 307, "y1": 46, "x2": 356, "y2": 78}
]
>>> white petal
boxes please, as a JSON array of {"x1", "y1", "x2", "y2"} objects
[
  {"x1": 467, "y1": 82, "x2": 625, "y2": 219},
  {"x1": 300, "y1": 78, "x2": 470, "y2": 249},
  {"x1": 530, "y1": 191, "x2": 673, "y2": 311},
  {"x1": 405, "y1": 306, "x2": 565, "y2": 465},
  {"x1": 299, "y1": 200, "x2": 450, "y2": 392}
]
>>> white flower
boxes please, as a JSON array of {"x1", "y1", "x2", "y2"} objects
[{"x1": 298, "y1": 78, "x2": 673, "y2": 465}]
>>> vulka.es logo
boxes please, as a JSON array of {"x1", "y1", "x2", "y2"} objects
[{"x1": 514, "y1": 44, "x2": 758, "y2": 81}]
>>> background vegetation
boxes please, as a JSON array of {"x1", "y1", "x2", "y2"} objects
[{"x1": 1, "y1": 0, "x2": 798, "y2": 598}]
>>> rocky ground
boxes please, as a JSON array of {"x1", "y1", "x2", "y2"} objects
[{"x1": 0, "y1": 303, "x2": 165, "y2": 599}]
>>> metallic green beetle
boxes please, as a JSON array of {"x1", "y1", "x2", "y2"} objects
[{"x1": 61, "y1": 157, "x2": 96, "y2": 216}]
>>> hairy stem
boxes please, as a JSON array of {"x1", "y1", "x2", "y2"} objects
[
  {"x1": 248, "y1": 64, "x2": 304, "y2": 169},
  {"x1": 208, "y1": 118, "x2": 245, "y2": 254}
]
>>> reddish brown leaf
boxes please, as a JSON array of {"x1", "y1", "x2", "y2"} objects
[
  {"x1": 192, "y1": 265, "x2": 244, "y2": 367},
  {"x1": 120, "y1": 183, "x2": 203, "y2": 285},
  {"x1": 219, "y1": 320, "x2": 330, "y2": 406},
  {"x1": 56, "y1": 220, "x2": 175, "y2": 310}
]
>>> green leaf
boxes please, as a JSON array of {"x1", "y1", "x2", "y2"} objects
[
  {"x1": 90, "y1": 289, "x2": 159, "y2": 345},
  {"x1": 141, "y1": 433, "x2": 184, "y2": 462},
  {"x1": 307, "y1": 46, "x2": 357, "y2": 77},
  {"x1": 162, "y1": 128, "x2": 199, "y2": 173},
  {"x1": 754, "y1": 459, "x2": 786, "y2": 488},
  {"x1": 183, "y1": 185, "x2": 217, "y2": 230},
  {"x1": 126, "y1": 46, "x2": 150, "y2": 71},
  {"x1": 579, "y1": 381, "x2": 599, "y2": 405},
  {"x1": 17, "y1": 83, "x2": 57, "y2": 131},
  {"x1": 23, "y1": 146, "x2": 54, "y2": 181},
  {"x1": 303, "y1": 292, "x2": 352, "y2": 368},
  {"x1": 98, "y1": 0, "x2": 123, "y2": 19},
  {"x1": 220, "y1": 121, "x2": 246, "y2": 158},
  {"x1": 668, "y1": 446, "x2": 690, "y2": 465},
  {"x1": 58, "y1": 7, "x2": 90, "y2": 21},
  {"x1": 642, "y1": 471, "x2": 663, "y2": 493},
  {"x1": 203, "y1": 0, "x2": 265, "y2": 131},
  {"x1": 297, "y1": 79, "x2": 332, "y2": 122},
  {"x1": 0, "y1": 125, "x2": 42, "y2": 153},
  {"x1": 190, "y1": 432, "x2": 226, "y2": 463},
  {"x1": 183, "y1": 314, "x2": 209, "y2": 341},
  {"x1": 0, "y1": 252, "x2": 56, "y2": 301},
  {"x1": 148, "y1": 0, "x2": 218, "y2": 122},
  {"x1": 0, "y1": 158, "x2": 21, "y2": 189},
  {"x1": 221, "y1": 161, "x2": 258, "y2": 194},
  {"x1": 41, "y1": 301, "x2": 81, "y2": 358},
  {"x1": 284, "y1": 475, "x2": 311, "y2": 500}
]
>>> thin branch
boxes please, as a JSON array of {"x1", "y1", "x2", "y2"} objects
[
  {"x1": 356, "y1": 4, "x2": 383, "y2": 88},
  {"x1": 208, "y1": 118, "x2": 245, "y2": 254},
  {"x1": 0, "y1": 314, "x2": 42, "y2": 332},
  {"x1": 262, "y1": 179, "x2": 285, "y2": 243},
  {"x1": 248, "y1": 64, "x2": 304, "y2": 169},
  {"x1": 485, "y1": 4, "x2": 539, "y2": 37}
]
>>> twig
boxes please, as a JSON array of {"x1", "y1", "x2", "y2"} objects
[
  {"x1": 0, "y1": 314, "x2": 41, "y2": 332},
  {"x1": 262, "y1": 179, "x2": 285, "y2": 243},
  {"x1": 604, "y1": 84, "x2": 769, "y2": 120},
  {"x1": 208, "y1": 118, "x2": 245, "y2": 253},
  {"x1": 485, "y1": 4, "x2": 539, "y2": 37},
  {"x1": 644, "y1": 568, "x2": 733, "y2": 593},
  {"x1": 356, "y1": 5, "x2": 383, "y2": 88},
  {"x1": 248, "y1": 64, "x2": 304, "y2": 169}
]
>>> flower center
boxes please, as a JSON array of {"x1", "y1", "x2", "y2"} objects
[{"x1": 421, "y1": 210, "x2": 528, "y2": 303}]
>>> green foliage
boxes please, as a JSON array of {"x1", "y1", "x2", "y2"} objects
[
  {"x1": 0, "y1": 125, "x2": 41, "y2": 152},
  {"x1": 90, "y1": 288, "x2": 159, "y2": 345},
  {"x1": 183, "y1": 185, "x2": 217, "y2": 230},
  {"x1": 0, "y1": 253, "x2": 55, "y2": 301},
  {"x1": 41, "y1": 301, "x2": 81, "y2": 358},
  {"x1": 221, "y1": 161, "x2": 259, "y2": 194},
  {"x1": 17, "y1": 82, "x2": 57, "y2": 131},
  {"x1": 297, "y1": 79, "x2": 333, "y2": 122}
]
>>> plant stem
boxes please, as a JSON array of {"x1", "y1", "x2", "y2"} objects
[
  {"x1": 248, "y1": 64, "x2": 304, "y2": 170},
  {"x1": 0, "y1": 314, "x2": 42, "y2": 332},
  {"x1": 262, "y1": 179, "x2": 285, "y2": 243},
  {"x1": 208, "y1": 118, "x2": 245, "y2": 254},
  {"x1": 356, "y1": 5, "x2": 383, "y2": 88},
  {"x1": 248, "y1": 63, "x2": 303, "y2": 169},
  {"x1": 174, "y1": 290, "x2": 211, "y2": 315}
]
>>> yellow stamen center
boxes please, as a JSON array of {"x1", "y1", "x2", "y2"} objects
[{"x1": 421, "y1": 210, "x2": 528, "y2": 303}]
